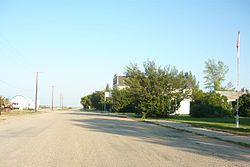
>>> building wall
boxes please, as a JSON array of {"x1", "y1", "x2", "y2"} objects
[
  {"x1": 11, "y1": 95, "x2": 35, "y2": 110},
  {"x1": 176, "y1": 99, "x2": 191, "y2": 115},
  {"x1": 113, "y1": 75, "x2": 128, "y2": 90}
]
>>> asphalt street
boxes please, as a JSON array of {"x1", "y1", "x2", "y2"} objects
[{"x1": 0, "y1": 110, "x2": 249, "y2": 167}]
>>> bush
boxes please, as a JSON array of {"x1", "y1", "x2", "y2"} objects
[
  {"x1": 125, "y1": 61, "x2": 196, "y2": 118},
  {"x1": 112, "y1": 88, "x2": 135, "y2": 113},
  {"x1": 89, "y1": 91, "x2": 105, "y2": 110},
  {"x1": 239, "y1": 94, "x2": 250, "y2": 117},
  {"x1": 190, "y1": 92, "x2": 232, "y2": 118}
]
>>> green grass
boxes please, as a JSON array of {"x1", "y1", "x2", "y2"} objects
[
  {"x1": 166, "y1": 115, "x2": 250, "y2": 136},
  {"x1": 116, "y1": 112, "x2": 141, "y2": 118},
  {"x1": 1, "y1": 110, "x2": 44, "y2": 116},
  {"x1": 118, "y1": 112, "x2": 250, "y2": 136}
]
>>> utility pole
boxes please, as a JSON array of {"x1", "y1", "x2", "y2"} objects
[
  {"x1": 60, "y1": 93, "x2": 63, "y2": 109},
  {"x1": 35, "y1": 72, "x2": 39, "y2": 112},
  {"x1": 62, "y1": 94, "x2": 63, "y2": 109},
  {"x1": 60, "y1": 93, "x2": 62, "y2": 109},
  {"x1": 104, "y1": 96, "x2": 106, "y2": 112},
  {"x1": 51, "y1": 86, "x2": 55, "y2": 111},
  {"x1": 236, "y1": 31, "x2": 241, "y2": 128}
]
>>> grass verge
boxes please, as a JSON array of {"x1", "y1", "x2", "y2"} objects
[
  {"x1": 1, "y1": 110, "x2": 45, "y2": 116},
  {"x1": 166, "y1": 115, "x2": 250, "y2": 136},
  {"x1": 117, "y1": 113, "x2": 250, "y2": 136}
]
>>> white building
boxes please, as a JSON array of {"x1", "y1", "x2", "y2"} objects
[
  {"x1": 175, "y1": 99, "x2": 191, "y2": 115},
  {"x1": 216, "y1": 91, "x2": 245, "y2": 103},
  {"x1": 113, "y1": 74, "x2": 129, "y2": 90},
  {"x1": 11, "y1": 95, "x2": 36, "y2": 110}
]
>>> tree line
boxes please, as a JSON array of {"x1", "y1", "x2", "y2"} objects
[{"x1": 81, "y1": 60, "x2": 250, "y2": 118}]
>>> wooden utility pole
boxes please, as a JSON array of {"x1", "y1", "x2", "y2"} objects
[
  {"x1": 60, "y1": 93, "x2": 62, "y2": 109},
  {"x1": 35, "y1": 72, "x2": 39, "y2": 112},
  {"x1": 62, "y1": 94, "x2": 63, "y2": 109},
  {"x1": 60, "y1": 93, "x2": 63, "y2": 109},
  {"x1": 51, "y1": 86, "x2": 54, "y2": 111}
]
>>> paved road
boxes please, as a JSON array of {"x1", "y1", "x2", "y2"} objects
[{"x1": 0, "y1": 110, "x2": 249, "y2": 167}]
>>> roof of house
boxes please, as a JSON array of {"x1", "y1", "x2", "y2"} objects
[
  {"x1": 216, "y1": 91, "x2": 245, "y2": 102},
  {"x1": 11, "y1": 95, "x2": 34, "y2": 105}
]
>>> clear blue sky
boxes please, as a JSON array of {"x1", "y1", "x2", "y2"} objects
[{"x1": 0, "y1": 0, "x2": 249, "y2": 107}]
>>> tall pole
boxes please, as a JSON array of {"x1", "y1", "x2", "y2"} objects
[
  {"x1": 51, "y1": 86, "x2": 54, "y2": 111},
  {"x1": 104, "y1": 97, "x2": 106, "y2": 112},
  {"x1": 236, "y1": 31, "x2": 240, "y2": 128},
  {"x1": 60, "y1": 93, "x2": 63, "y2": 109},
  {"x1": 62, "y1": 95, "x2": 63, "y2": 110},
  {"x1": 62, "y1": 94, "x2": 63, "y2": 110},
  {"x1": 35, "y1": 72, "x2": 38, "y2": 112},
  {"x1": 60, "y1": 93, "x2": 62, "y2": 109}
]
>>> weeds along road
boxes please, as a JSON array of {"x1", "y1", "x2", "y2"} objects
[{"x1": 0, "y1": 110, "x2": 249, "y2": 167}]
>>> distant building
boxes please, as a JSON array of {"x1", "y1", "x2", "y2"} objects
[
  {"x1": 216, "y1": 91, "x2": 245, "y2": 103},
  {"x1": 113, "y1": 74, "x2": 129, "y2": 90},
  {"x1": 11, "y1": 95, "x2": 36, "y2": 110}
]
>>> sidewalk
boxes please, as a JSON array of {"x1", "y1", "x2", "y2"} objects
[
  {"x1": 144, "y1": 119, "x2": 250, "y2": 147},
  {"x1": 103, "y1": 112, "x2": 250, "y2": 147}
]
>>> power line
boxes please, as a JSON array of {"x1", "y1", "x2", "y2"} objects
[
  {"x1": 0, "y1": 79, "x2": 32, "y2": 92},
  {"x1": 0, "y1": 33, "x2": 24, "y2": 56},
  {"x1": 0, "y1": 33, "x2": 33, "y2": 71}
]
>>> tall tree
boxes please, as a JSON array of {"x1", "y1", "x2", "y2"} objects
[
  {"x1": 105, "y1": 83, "x2": 110, "y2": 91},
  {"x1": 238, "y1": 94, "x2": 250, "y2": 117},
  {"x1": 80, "y1": 95, "x2": 91, "y2": 109},
  {"x1": 112, "y1": 88, "x2": 133, "y2": 112},
  {"x1": 203, "y1": 59, "x2": 229, "y2": 91},
  {"x1": 90, "y1": 91, "x2": 105, "y2": 110},
  {"x1": 125, "y1": 61, "x2": 196, "y2": 117}
]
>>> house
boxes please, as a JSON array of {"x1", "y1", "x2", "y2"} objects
[
  {"x1": 113, "y1": 74, "x2": 129, "y2": 90},
  {"x1": 11, "y1": 95, "x2": 36, "y2": 110},
  {"x1": 113, "y1": 74, "x2": 191, "y2": 115},
  {"x1": 216, "y1": 91, "x2": 245, "y2": 103},
  {"x1": 175, "y1": 98, "x2": 191, "y2": 115}
]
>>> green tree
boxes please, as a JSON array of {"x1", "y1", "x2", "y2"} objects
[
  {"x1": 105, "y1": 83, "x2": 111, "y2": 91},
  {"x1": 223, "y1": 81, "x2": 235, "y2": 91},
  {"x1": 125, "y1": 61, "x2": 196, "y2": 118},
  {"x1": 80, "y1": 95, "x2": 91, "y2": 109},
  {"x1": 0, "y1": 96, "x2": 11, "y2": 108},
  {"x1": 238, "y1": 94, "x2": 250, "y2": 117},
  {"x1": 90, "y1": 91, "x2": 105, "y2": 110},
  {"x1": 112, "y1": 88, "x2": 134, "y2": 112},
  {"x1": 190, "y1": 92, "x2": 232, "y2": 117},
  {"x1": 203, "y1": 59, "x2": 229, "y2": 91}
]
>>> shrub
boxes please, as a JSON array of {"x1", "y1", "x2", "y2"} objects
[
  {"x1": 125, "y1": 61, "x2": 196, "y2": 118},
  {"x1": 239, "y1": 94, "x2": 250, "y2": 117},
  {"x1": 112, "y1": 88, "x2": 135, "y2": 113},
  {"x1": 190, "y1": 92, "x2": 232, "y2": 117}
]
